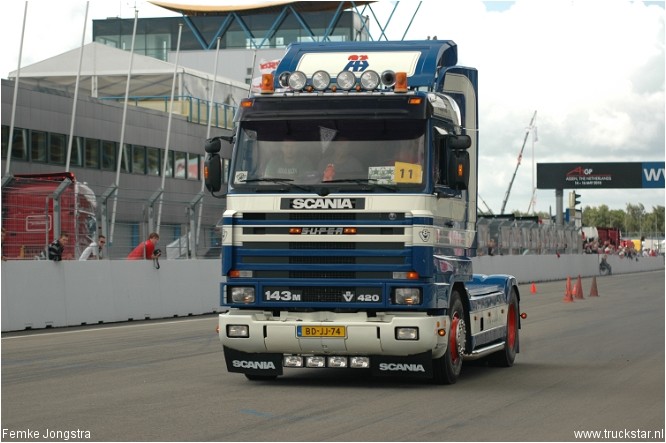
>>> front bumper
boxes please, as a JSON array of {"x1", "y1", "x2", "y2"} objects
[{"x1": 219, "y1": 310, "x2": 449, "y2": 375}]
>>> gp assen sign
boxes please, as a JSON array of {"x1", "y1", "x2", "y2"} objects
[{"x1": 537, "y1": 162, "x2": 665, "y2": 189}]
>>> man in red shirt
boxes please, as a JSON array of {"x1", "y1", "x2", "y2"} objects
[{"x1": 127, "y1": 232, "x2": 161, "y2": 260}]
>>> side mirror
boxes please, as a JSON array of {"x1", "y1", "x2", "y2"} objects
[
  {"x1": 204, "y1": 135, "x2": 233, "y2": 194},
  {"x1": 205, "y1": 138, "x2": 221, "y2": 154},
  {"x1": 447, "y1": 150, "x2": 469, "y2": 190},
  {"x1": 438, "y1": 134, "x2": 471, "y2": 191},
  {"x1": 446, "y1": 134, "x2": 471, "y2": 150},
  {"x1": 204, "y1": 154, "x2": 222, "y2": 193}
]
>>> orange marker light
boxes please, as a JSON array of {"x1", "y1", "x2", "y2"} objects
[
  {"x1": 240, "y1": 99, "x2": 253, "y2": 108},
  {"x1": 289, "y1": 227, "x2": 302, "y2": 234},
  {"x1": 343, "y1": 227, "x2": 357, "y2": 235},
  {"x1": 457, "y1": 163, "x2": 464, "y2": 177},
  {"x1": 406, "y1": 271, "x2": 419, "y2": 280},
  {"x1": 260, "y1": 73, "x2": 275, "y2": 94},
  {"x1": 408, "y1": 97, "x2": 423, "y2": 105},
  {"x1": 394, "y1": 72, "x2": 408, "y2": 93}
]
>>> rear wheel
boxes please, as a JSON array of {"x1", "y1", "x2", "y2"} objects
[
  {"x1": 433, "y1": 289, "x2": 466, "y2": 384},
  {"x1": 489, "y1": 288, "x2": 519, "y2": 367}
]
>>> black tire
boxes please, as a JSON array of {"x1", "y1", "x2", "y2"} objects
[
  {"x1": 244, "y1": 374, "x2": 278, "y2": 381},
  {"x1": 489, "y1": 288, "x2": 519, "y2": 367},
  {"x1": 432, "y1": 289, "x2": 466, "y2": 384}
]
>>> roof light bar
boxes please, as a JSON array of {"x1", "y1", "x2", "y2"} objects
[
  {"x1": 288, "y1": 71, "x2": 307, "y2": 90},
  {"x1": 311, "y1": 70, "x2": 331, "y2": 91},
  {"x1": 360, "y1": 70, "x2": 380, "y2": 90},
  {"x1": 336, "y1": 71, "x2": 356, "y2": 90}
]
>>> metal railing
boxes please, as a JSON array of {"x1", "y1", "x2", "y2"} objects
[
  {"x1": 2, "y1": 176, "x2": 226, "y2": 261},
  {"x1": 477, "y1": 218, "x2": 581, "y2": 256}
]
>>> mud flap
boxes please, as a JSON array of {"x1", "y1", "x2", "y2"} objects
[
  {"x1": 223, "y1": 346, "x2": 283, "y2": 376},
  {"x1": 371, "y1": 351, "x2": 433, "y2": 378}
]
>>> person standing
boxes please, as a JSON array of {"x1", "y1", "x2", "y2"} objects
[
  {"x1": 48, "y1": 233, "x2": 69, "y2": 261},
  {"x1": 79, "y1": 235, "x2": 106, "y2": 261},
  {"x1": 127, "y1": 232, "x2": 161, "y2": 260}
]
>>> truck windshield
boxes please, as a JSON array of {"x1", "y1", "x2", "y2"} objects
[{"x1": 230, "y1": 119, "x2": 426, "y2": 192}]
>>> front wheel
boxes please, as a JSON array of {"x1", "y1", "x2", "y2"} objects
[
  {"x1": 489, "y1": 288, "x2": 519, "y2": 367},
  {"x1": 432, "y1": 289, "x2": 466, "y2": 384}
]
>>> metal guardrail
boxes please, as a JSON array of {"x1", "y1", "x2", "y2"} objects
[
  {"x1": 1, "y1": 176, "x2": 225, "y2": 261},
  {"x1": 477, "y1": 218, "x2": 581, "y2": 256}
]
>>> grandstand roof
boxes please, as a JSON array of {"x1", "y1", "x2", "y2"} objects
[
  {"x1": 8, "y1": 42, "x2": 248, "y2": 102},
  {"x1": 148, "y1": 0, "x2": 375, "y2": 16}
]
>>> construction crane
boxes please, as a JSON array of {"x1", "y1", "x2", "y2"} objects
[{"x1": 500, "y1": 110, "x2": 537, "y2": 215}]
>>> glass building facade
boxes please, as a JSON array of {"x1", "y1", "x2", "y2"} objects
[{"x1": 93, "y1": 11, "x2": 368, "y2": 61}]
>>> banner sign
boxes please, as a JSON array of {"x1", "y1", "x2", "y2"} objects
[{"x1": 537, "y1": 162, "x2": 665, "y2": 189}]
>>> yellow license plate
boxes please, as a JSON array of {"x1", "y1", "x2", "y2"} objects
[{"x1": 297, "y1": 326, "x2": 346, "y2": 338}]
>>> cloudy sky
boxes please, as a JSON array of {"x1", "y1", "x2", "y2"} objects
[{"x1": 2, "y1": 0, "x2": 664, "y2": 214}]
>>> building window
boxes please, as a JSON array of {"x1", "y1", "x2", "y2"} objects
[
  {"x1": 132, "y1": 145, "x2": 146, "y2": 174},
  {"x1": 101, "y1": 140, "x2": 116, "y2": 170},
  {"x1": 187, "y1": 153, "x2": 199, "y2": 180},
  {"x1": 147, "y1": 147, "x2": 160, "y2": 176},
  {"x1": 85, "y1": 138, "x2": 100, "y2": 169},
  {"x1": 146, "y1": 33, "x2": 171, "y2": 61},
  {"x1": 49, "y1": 133, "x2": 67, "y2": 165},
  {"x1": 120, "y1": 143, "x2": 131, "y2": 173},
  {"x1": 70, "y1": 136, "x2": 84, "y2": 167},
  {"x1": 174, "y1": 151, "x2": 187, "y2": 178},
  {"x1": 164, "y1": 150, "x2": 174, "y2": 177},
  {"x1": 1, "y1": 126, "x2": 28, "y2": 161},
  {"x1": 30, "y1": 131, "x2": 47, "y2": 163}
]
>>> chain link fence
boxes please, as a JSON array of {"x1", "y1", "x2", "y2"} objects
[
  {"x1": 2, "y1": 174, "x2": 226, "y2": 261},
  {"x1": 3, "y1": 175, "x2": 587, "y2": 261}
]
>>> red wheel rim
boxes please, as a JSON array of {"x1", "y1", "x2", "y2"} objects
[
  {"x1": 449, "y1": 315, "x2": 460, "y2": 362},
  {"x1": 507, "y1": 304, "x2": 516, "y2": 349}
]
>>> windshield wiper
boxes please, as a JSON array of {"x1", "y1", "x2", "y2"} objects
[
  {"x1": 322, "y1": 178, "x2": 398, "y2": 192},
  {"x1": 242, "y1": 178, "x2": 313, "y2": 193}
]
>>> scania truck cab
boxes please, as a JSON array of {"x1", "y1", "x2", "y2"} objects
[{"x1": 204, "y1": 40, "x2": 521, "y2": 384}]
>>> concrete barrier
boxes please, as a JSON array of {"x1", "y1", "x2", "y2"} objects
[
  {"x1": 1, "y1": 255, "x2": 663, "y2": 331},
  {"x1": 472, "y1": 254, "x2": 664, "y2": 283},
  {"x1": 1, "y1": 260, "x2": 222, "y2": 332}
]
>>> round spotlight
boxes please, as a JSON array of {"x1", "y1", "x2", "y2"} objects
[
  {"x1": 288, "y1": 71, "x2": 307, "y2": 90},
  {"x1": 336, "y1": 71, "x2": 357, "y2": 90},
  {"x1": 311, "y1": 70, "x2": 331, "y2": 91},
  {"x1": 360, "y1": 70, "x2": 380, "y2": 90},
  {"x1": 278, "y1": 72, "x2": 291, "y2": 88}
]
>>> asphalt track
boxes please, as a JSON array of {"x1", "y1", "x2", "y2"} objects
[{"x1": 2, "y1": 270, "x2": 664, "y2": 442}]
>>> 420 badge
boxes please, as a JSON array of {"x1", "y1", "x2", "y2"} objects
[{"x1": 263, "y1": 288, "x2": 382, "y2": 303}]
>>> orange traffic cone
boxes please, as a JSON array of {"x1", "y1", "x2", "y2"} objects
[
  {"x1": 530, "y1": 282, "x2": 537, "y2": 294},
  {"x1": 574, "y1": 275, "x2": 584, "y2": 300},
  {"x1": 563, "y1": 276, "x2": 574, "y2": 303},
  {"x1": 589, "y1": 276, "x2": 599, "y2": 297}
]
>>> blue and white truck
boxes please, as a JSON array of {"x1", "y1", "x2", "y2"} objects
[{"x1": 204, "y1": 40, "x2": 522, "y2": 384}]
